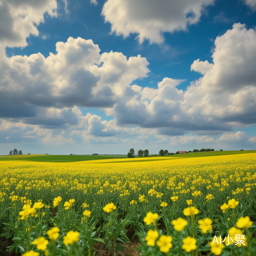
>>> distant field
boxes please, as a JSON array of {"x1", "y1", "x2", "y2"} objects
[
  {"x1": 0, "y1": 150, "x2": 256, "y2": 162},
  {"x1": 0, "y1": 154, "x2": 127, "y2": 162},
  {"x1": 166, "y1": 150, "x2": 256, "y2": 158},
  {"x1": 1, "y1": 153, "x2": 256, "y2": 255}
]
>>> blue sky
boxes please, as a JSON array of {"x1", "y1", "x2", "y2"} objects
[{"x1": 1, "y1": 0, "x2": 256, "y2": 155}]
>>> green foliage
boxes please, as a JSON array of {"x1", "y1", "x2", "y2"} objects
[
  {"x1": 159, "y1": 150, "x2": 164, "y2": 156},
  {"x1": 0, "y1": 154, "x2": 127, "y2": 162},
  {"x1": 143, "y1": 149, "x2": 149, "y2": 157},
  {"x1": 138, "y1": 150, "x2": 143, "y2": 157},
  {"x1": 101, "y1": 211, "x2": 130, "y2": 254},
  {"x1": 127, "y1": 152, "x2": 133, "y2": 158},
  {"x1": 129, "y1": 148, "x2": 135, "y2": 157}
]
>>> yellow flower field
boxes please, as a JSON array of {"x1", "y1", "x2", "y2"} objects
[{"x1": 0, "y1": 153, "x2": 256, "y2": 255}]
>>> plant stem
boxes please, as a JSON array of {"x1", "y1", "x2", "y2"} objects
[{"x1": 246, "y1": 228, "x2": 251, "y2": 256}]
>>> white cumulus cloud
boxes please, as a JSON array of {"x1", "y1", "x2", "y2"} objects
[
  {"x1": 0, "y1": 0, "x2": 58, "y2": 48},
  {"x1": 101, "y1": 0, "x2": 215, "y2": 44}
]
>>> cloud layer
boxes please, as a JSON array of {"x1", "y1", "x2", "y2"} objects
[
  {"x1": 101, "y1": 0, "x2": 215, "y2": 44},
  {"x1": 1, "y1": 23, "x2": 256, "y2": 145},
  {"x1": 244, "y1": 0, "x2": 256, "y2": 9},
  {"x1": 0, "y1": 37, "x2": 149, "y2": 122},
  {"x1": 0, "y1": 1, "x2": 256, "y2": 150},
  {"x1": 0, "y1": 0, "x2": 57, "y2": 48}
]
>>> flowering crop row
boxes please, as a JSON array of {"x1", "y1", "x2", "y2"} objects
[{"x1": 0, "y1": 153, "x2": 256, "y2": 255}]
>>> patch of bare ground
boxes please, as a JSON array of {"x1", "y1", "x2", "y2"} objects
[{"x1": 95, "y1": 240, "x2": 140, "y2": 256}]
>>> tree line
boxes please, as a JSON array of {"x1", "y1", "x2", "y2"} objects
[
  {"x1": 127, "y1": 148, "x2": 217, "y2": 158},
  {"x1": 9, "y1": 149, "x2": 22, "y2": 155},
  {"x1": 192, "y1": 148, "x2": 215, "y2": 152},
  {"x1": 127, "y1": 148, "x2": 149, "y2": 158}
]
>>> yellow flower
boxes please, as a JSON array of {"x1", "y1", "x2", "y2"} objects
[
  {"x1": 64, "y1": 201, "x2": 71, "y2": 210},
  {"x1": 198, "y1": 218, "x2": 212, "y2": 233},
  {"x1": 22, "y1": 251, "x2": 39, "y2": 256},
  {"x1": 47, "y1": 227, "x2": 60, "y2": 241},
  {"x1": 223, "y1": 227, "x2": 242, "y2": 246},
  {"x1": 220, "y1": 203, "x2": 229, "y2": 213},
  {"x1": 32, "y1": 237, "x2": 49, "y2": 251},
  {"x1": 139, "y1": 195, "x2": 146, "y2": 202},
  {"x1": 209, "y1": 238, "x2": 225, "y2": 255},
  {"x1": 130, "y1": 200, "x2": 137, "y2": 205},
  {"x1": 82, "y1": 202, "x2": 89, "y2": 208},
  {"x1": 64, "y1": 199, "x2": 75, "y2": 210},
  {"x1": 144, "y1": 212, "x2": 159, "y2": 225},
  {"x1": 236, "y1": 216, "x2": 253, "y2": 229},
  {"x1": 44, "y1": 250, "x2": 49, "y2": 256},
  {"x1": 183, "y1": 207, "x2": 199, "y2": 216},
  {"x1": 103, "y1": 202, "x2": 116, "y2": 213},
  {"x1": 33, "y1": 202, "x2": 44, "y2": 209},
  {"x1": 171, "y1": 196, "x2": 178, "y2": 201},
  {"x1": 19, "y1": 205, "x2": 36, "y2": 220},
  {"x1": 206, "y1": 194, "x2": 214, "y2": 200},
  {"x1": 63, "y1": 231, "x2": 80, "y2": 246},
  {"x1": 53, "y1": 196, "x2": 62, "y2": 207},
  {"x1": 171, "y1": 218, "x2": 188, "y2": 232},
  {"x1": 192, "y1": 190, "x2": 202, "y2": 197},
  {"x1": 229, "y1": 226, "x2": 242, "y2": 237},
  {"x1": 160, "y1": 202, "x2": 168, "y2": 207},
  {"x1": 83, "y1": 210, "x2": 91, "y2": 218},
  {"x1": 145, "y1": 230, "x2": 159, "y2": 246},
  {"x1": 157, "y1": 235, "x2": 172, "y2": 253},
  {"x1": 186, "y1": 200, "x2": 192, "y2": 205},
  {"x1": 224, "y1": 235, "x2": 234, "y2": 246},
  {"x1": 182, "y1": 236, "x2": 197, "y2": 252},
  {"x1": 228, "y1": 199, "x2": 239, "y2": 209}
]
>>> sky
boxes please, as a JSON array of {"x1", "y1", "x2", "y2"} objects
[{"x1": 1, "y1": 0, "x2": 256, "y2": 155}]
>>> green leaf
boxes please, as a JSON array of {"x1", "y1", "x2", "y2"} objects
[
  {"x1": 92, "y1": 237, "x2": 105, "y2": 244},
  {"x1": 17, "y1": 245, "x2": 25, "y2": 253},
  {"x1": 116, "y1": 238, "x2": 126, "y2": 244},
  {"x1": 102, "y1": 222, "x2": 111, "y2": 230}
]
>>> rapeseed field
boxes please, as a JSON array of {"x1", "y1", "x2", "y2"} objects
[{"x1": 0, "y1": 153, "x2": 256, "y2": 255}]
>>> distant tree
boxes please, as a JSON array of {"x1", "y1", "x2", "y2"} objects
[
  {"x1": 193, "y1": 149, "x2": 199, "y2": 152},
  {"x1": 176, "y1": 151, "x2": 179, "y2": 154},
  {"x1": 211, "y1": 149, "x2": 214, "y2": 151},
  {"x1": 138, "y1": 150, "x2": 143, "y2": 157},
  {"x1": 92, "y1": 153, "x2": 98, "y2": 155},
  {"x1": 9, "y1": 150, "x2": 13, "y2": 155},
  {"x1": 206, "y1": 148, "x2": 211, "y2": 151},
  {"x1": 13, "y1": 148, "x2": 18, "y2": 155},
  {"x1": 220, "y1": 149, "x2": 223, "y2": 151},
  {"x1": 28, "y1": 153, "x2": 30, "y2": 155},
  {"x1": 19, "y1": 150, "x2": 22, "y2": 155},
  {"x1": 200, "y1": 148, "x2": 206, "y2": 152},
  {"x1": 127, "y1": 152, "x2": 133, "y2": 158},
  {"x1": 240, "y1": 149, "x2": 244, "y2": 151},
  {"x1": 188, "y1": 150, "x2": 192, "y2": 153},
  {"x1": 129, "y1": 148, "x2": 135, "y2": 157},
  {"x1": 164, "y1": 150, "x2": 168, "y2": 156},
  {"x1": 143, "y1": 149, "x2": 149, "y2": 157},
  {"x1": 159, "y1": 149, "x2": 164, "y2": 156}
]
